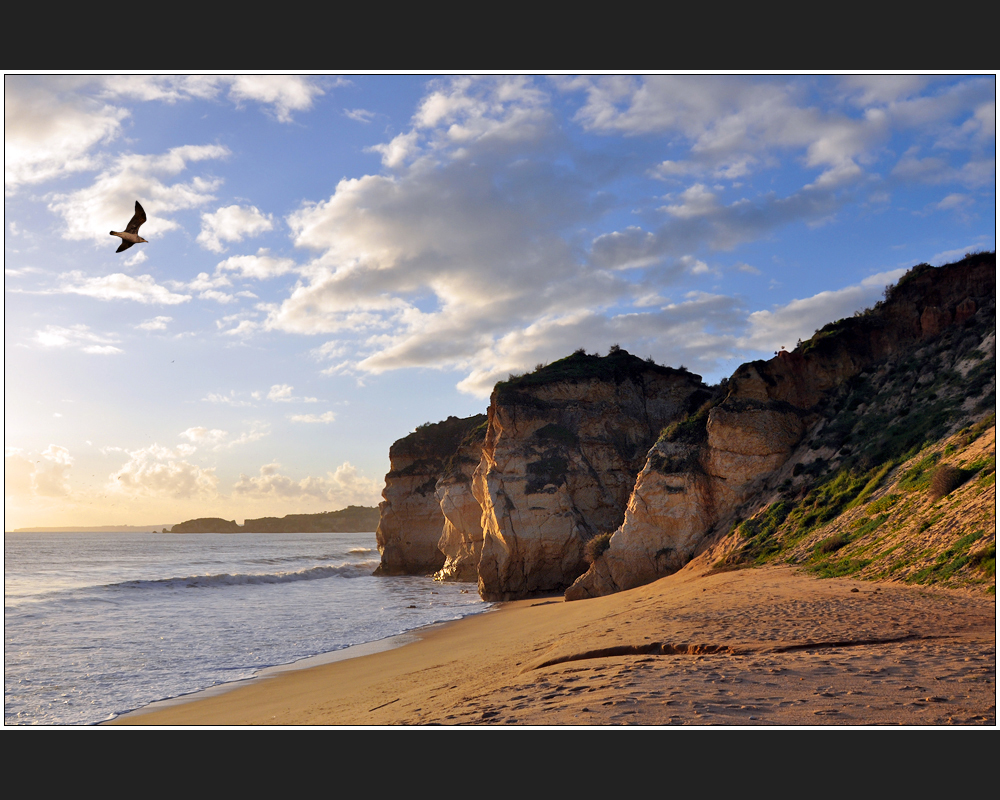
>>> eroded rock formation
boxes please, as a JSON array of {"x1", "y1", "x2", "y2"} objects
[
  {"x1": 374, "y1": 415, "x2": 486, "y2": 576},
  {"x1": 372, "y1": 254, "x2": 994, "y2": 601},
  {"x1": 473, "y1": 350, "x2": 709, "y2": 600},
  {"x1": 567, "y1": 254, "x2": 996, "y2": 599}
]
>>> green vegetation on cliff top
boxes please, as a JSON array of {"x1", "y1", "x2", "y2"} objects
[
  {"x1": 710, "y1": 272, "x2": 995, "y2": 592},
  {"x1": 496, "y1": 347, "x2": 703, "y2": 395}
]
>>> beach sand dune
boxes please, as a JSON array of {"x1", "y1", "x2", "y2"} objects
[{"x1": 113, "y1": 564, "x2": 995, "y2": 726}]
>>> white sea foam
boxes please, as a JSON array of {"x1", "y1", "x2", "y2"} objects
[{"x1": 113, "y1": 560, "x2": 381, "y2": 590}]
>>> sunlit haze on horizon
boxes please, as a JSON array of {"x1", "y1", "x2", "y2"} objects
[{"x1": 4, "y1": 72, "x2": 996, "y2": 529}]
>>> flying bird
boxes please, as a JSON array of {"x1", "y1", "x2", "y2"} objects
[{"x1": 110, "y1": 201, "x2": 148, "y2": 253}]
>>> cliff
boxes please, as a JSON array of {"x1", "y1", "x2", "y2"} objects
[
  {"x1": 242, "y1": 506, "x2": 380, "y2": 533},
  {"x1": 567, "y1": 253, "x2": 995, "y2": 599},
  {"x1": 374, "y1": 415, "x2": 487, "y2": 576},
  {"x1": 373, "y1": 253, "x2": 994, "y2": 602},
  {"x1": 474, "y1": 350, "x2": 709, "y2": 600},
  {"x1": 170, "y1": 506, "x2": 380, "y2": 534}
]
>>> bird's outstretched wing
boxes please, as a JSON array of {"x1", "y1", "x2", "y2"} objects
[
  {"x1": 125, "y1": 201, "x2": 146, "y2": 235},
  {"x1": 116, "y1": 240, "x2": 134, "y2": 253}
]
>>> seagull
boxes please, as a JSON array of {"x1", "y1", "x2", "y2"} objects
[{"x1": 110, "y1": 201, "x2": 148, "y2": 253}]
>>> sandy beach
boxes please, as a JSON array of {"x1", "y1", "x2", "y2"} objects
[{"x1": 112, "y1": 563, "x2": 995, "y2": 726}]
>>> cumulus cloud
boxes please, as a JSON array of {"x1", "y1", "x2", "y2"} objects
[
  {"x1": 34, "y1": 324, "x2": 123, "y2": 354},
  {"x1": 4, "y1": 76, "x2": 128, "y2": 192},
  {"x1": 266, "y1": 384, "x2": 317, "y2": 403},
  {"x1": 48, "y1": 143, "x2": 230, "y2": 245},
  {"x1": 268, "y1": 384, "x2": 294, "y2": 402},
  {"x1": 564, "y1": 74, "x2": 992, "y2": 194},
  {"x1": 215, "y1": 251, "x2": 297, "y2": 280},
  {"x1": 247, "y1": 76, "x2": 993, "y2": 397},
  {"x1": 109, "y1": 443, "x2": 218, "y2": 499},
  {"x1": 232, "y1": 461, "x2": 381, "y2": 506},
  {"x1": 58, "y1": 271, "x2": 191, "y2": 304},
  {"x1": 6, "y1": 75, "x2": 324, "y2": 193},
  {"x1": 197, "y1": 205, "x2": 275, "y2": 252},
  {"x1": 258, "y1": 77, "x2": 769, "y2": 395},
  {"x1": 99, "y1": 75, "x2": 326, "y2": 123},
  {"x1": 4, "y1": 445, "x2": 75, "y2": 497}
]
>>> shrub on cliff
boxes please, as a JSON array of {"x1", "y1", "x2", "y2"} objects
[
  {"x1": 928, "y1": 464, "x2": 973, "y2": 502},
  {"x1": 585, "y1": 532, "x2": 613, "y2": 563}
]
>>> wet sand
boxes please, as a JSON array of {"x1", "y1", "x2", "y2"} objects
[{"x1": 111, "y1": 564, "x2": 995, "y2": 726}]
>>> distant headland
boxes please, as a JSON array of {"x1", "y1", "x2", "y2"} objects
[
  {"x1": 169, "y1": 506, "x2": 381, "y2": 533},
  {"x1": 11, "y1": 506, "x2": 381, "y2": 534}
]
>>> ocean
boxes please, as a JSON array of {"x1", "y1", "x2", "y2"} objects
[{"x1": 4, "y1": 530, "x2": 490, "y2": 725}]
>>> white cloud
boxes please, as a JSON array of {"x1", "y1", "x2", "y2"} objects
[
  {"x1": 232, "y1": 461, "x2": 381, "y2": 506},
  {"x1": 289, "y1": 411, "x2": 336, "y2": 423},
  {"x1": 221, "y1": 319, "x2": 259, "y2": 337},
  {"x1": 367, "y1": 130, "x2": 421, "y2": 168},
  {"x1": 137, "y1": 316, "x2": 172, "y2": 331},
  {"x1": 197, "y1": 205, "x2": 275, "y2": 252},
  {"x1": 5, "y1": 445, "x2": 75, "y2": 498},
  {"x1": 48, "y1": 144, "x2": 230, "y2": 245},
  {"x1": 225, "y1": 75, "x2": 325, "y2": 123},
  {"x1": 34, "y1": 324, "x2": 123, "y2": 354},
  {"x1": 215, "y1": 251, "x2": 297, "y2": 280},
  {"x1": 935, "y1": 193, "x2": 973, "y2": 211},
  {"x1": 225, "y1": 423, "x2": 270, "y2": 448},
  {"x1": 564, "y1": 74, "x2": 991, "y2": 195},
  {"x1": 344, "y1": 108, "x2": 375, "y2": 123},
  {"x1": 265, "y1": 77, "x2": 767, "y2": 395},
  {"x1": 740, "y1": 268, "x2": 907, "y2": 353},
  {"x1": 109, "y1": 443, "x2": 218, "y2": 499},
  {"x1": 203, "y1": 391, "x2": 252, "y2": 407},
  {"x1": 58, "y1": 271, "x2": 191, "y2": 304},
  {"x1": 99, "y1": 75, "x2": 325, "y2": 123},
  {"x1": 4, "y1": 76, "x2": 128, "y2": 192},
  {"x1": 268, "y1": 384, "x2": 294, "y2": 402},
  {"x1": 179, "y1": 427, "x2": 228, "y2": 446},
  {"x1": 662, "y1": 184, "x2": 720, "y2": 219}
]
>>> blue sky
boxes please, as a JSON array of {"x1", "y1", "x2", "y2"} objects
[{"x1": 4, "y1": 73, "x2": 995, "y2": 529}]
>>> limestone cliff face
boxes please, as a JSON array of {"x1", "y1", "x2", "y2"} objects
[
  {"x1": 435, "y1": 430, "x2": 489, "y2": 582},
  {"x1": 474, "y1": 350, "x2": 709, "y2": 601},
  {"x1": 725, "y1": 255, "x2": 995, "y2": 410},
  {"x1": 566, "y1": 400, "x2": 805, "y2": 598},
  {"x1": 374, "y1": 415, "x2": 486, "y2": 576},
  {"x1": 567, "y1": 253, "x2": 996, "y2": 600}
]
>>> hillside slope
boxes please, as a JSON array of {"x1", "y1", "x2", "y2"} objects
[{"x1": 570, "y1": 253, "x2": 995, "y2": 599}]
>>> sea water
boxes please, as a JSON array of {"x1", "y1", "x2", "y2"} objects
[{"x1": 4, "y1": 531, "x2": 489, "y2": 725}]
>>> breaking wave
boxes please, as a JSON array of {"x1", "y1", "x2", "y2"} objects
[{"x1": 111, "y1": 560, "x2": 380, "y2": 591}]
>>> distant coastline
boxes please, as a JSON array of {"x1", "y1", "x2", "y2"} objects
[
  {"x1": 10, "y1": 506, "x2": 382, "y2": 535},
  {"x1": 9, "y1": 524, "x2": 177, "y2": 533},
  {"x1": 170, "y1": 506, "x2": 381, "y2": 534}
]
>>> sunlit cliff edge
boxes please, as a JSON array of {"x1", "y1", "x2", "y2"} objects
[{"x1": 374, "y1": 254, "x2": 996, "y2": 601}]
